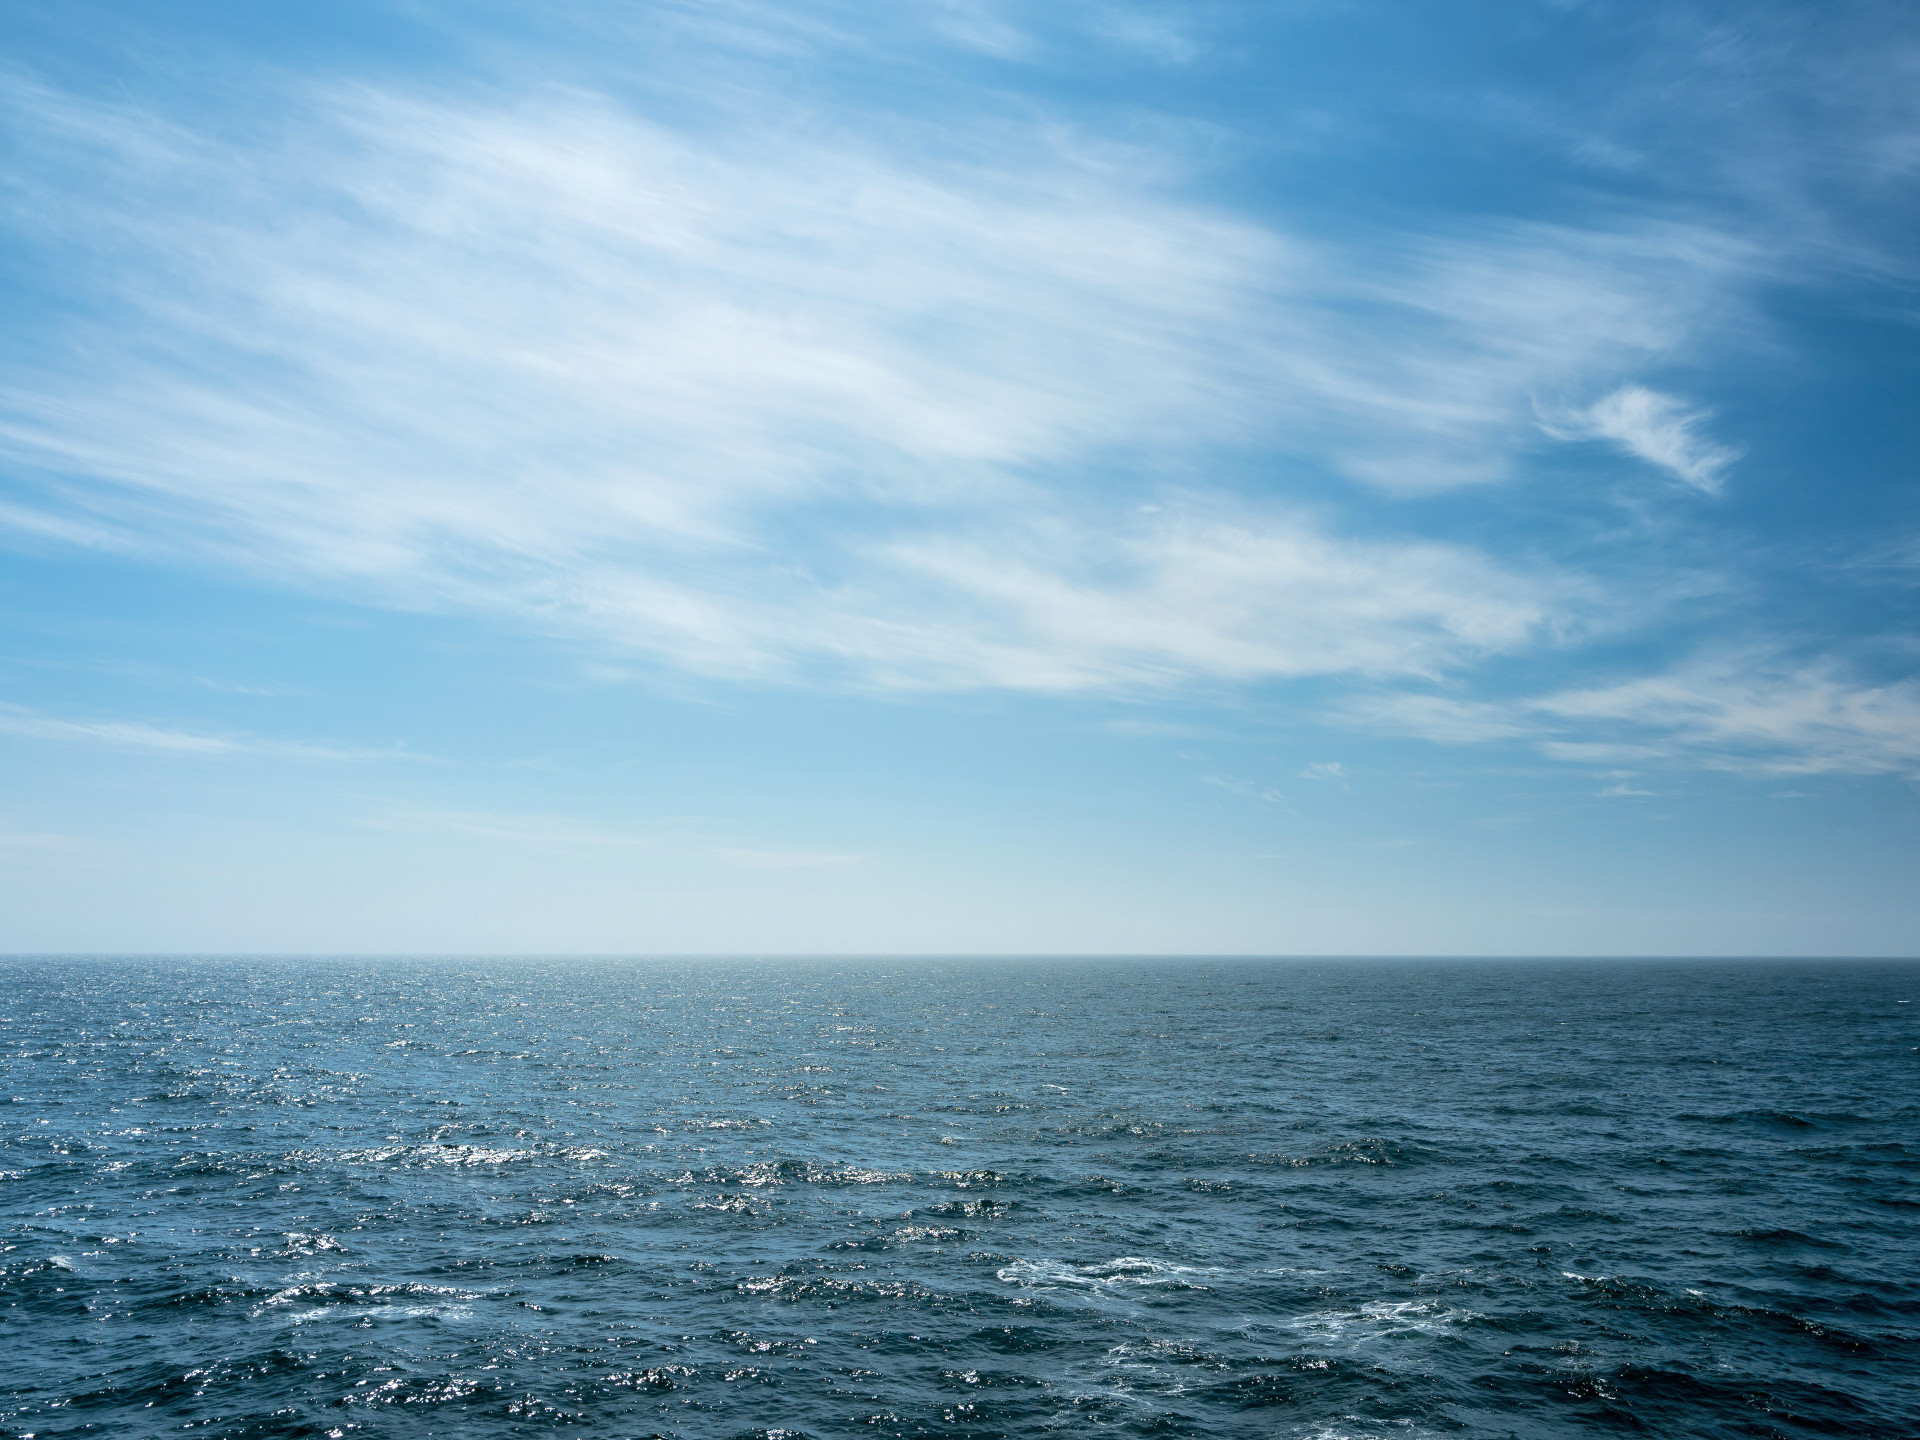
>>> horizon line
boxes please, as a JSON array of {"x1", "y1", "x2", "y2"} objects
[{"x1": 2, "y1": 952, "x2": 1913, "y2": 963}]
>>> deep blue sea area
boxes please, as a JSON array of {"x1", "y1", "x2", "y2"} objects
[{"x1": 2, "y1": 957, "x2": 1916, "y2": 1439}]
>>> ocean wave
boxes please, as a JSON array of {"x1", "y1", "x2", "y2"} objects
[
  {"x1": 8, "y1": 956, "x2": 1916, "y2": 1438},
  {"x1": 997, "y1": 1256, "x2": 1223, "y2": 1293},
  {"x1": 249, "y1": 1279, "x2": 485, "y2": 1323},
  {"x1": 1281, "y1": 1298, "x2": 1478, "y2": 1344},
  {"x1": 327, "y1": 1140, "x2": 609, "y2": 1167}
]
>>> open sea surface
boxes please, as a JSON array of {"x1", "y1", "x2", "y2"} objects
[{"x1": 1, "y1": 956, "x2": 1915, "y2": 1439}]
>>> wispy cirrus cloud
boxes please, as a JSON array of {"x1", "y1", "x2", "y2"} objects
[
  {"x1": 8, "y1": 5, "x2": 1912, "y2": 808},
  {"x1": 1337, "y1": 692, "x2": 1530, "y2": 747},
  {"x1": 1542, "y1": 385, "x2": 1741, "y2": 493},
  {"x1": 0, "y1": 64, "x2": 1750, "y2": 698},
  {"x1": 1533, "y1": 658, "x2": 1920, "y2": 776},
  {"x1": 0, "y1": 704, "x2": 415, "y2": 762},
  {"x1": 1346, "y1": 655, "x2": 1920, "y2": 778}
]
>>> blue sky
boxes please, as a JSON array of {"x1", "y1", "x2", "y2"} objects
[{"x1": 1, "y1": 0, "x2": 1916, "y2": 954}]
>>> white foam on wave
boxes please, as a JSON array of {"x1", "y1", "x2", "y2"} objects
[
  {"x1": 280, "y1": 1231, "x2": 346, "y2": 1255},
  {"x1": 935, "y1": 1168, "x2": 1004, "y2": 1186},
  {"x1": 998, "y1": 1255, "x2": 1222, "y2": 1292},
  {"x1": 1283, "y1": 1298, "x2": 1476, "y2": 1344},
  {"x1": 674, "y1": 1160, "x2": 910, "y2": 1188},
  {"x1": 252, "y1": 1279, "x2": 484, "y2": 1324},
  {"x1": 330, "y1": 1141, "x2": 607, "y2": 1167},
  {"x1": 826, "y1": 1166, "x2": 910, "y2": 1184},
  {"x1": 729, "y1": 1162, "x2": 786, "y2": 1187},
  {"x1": 693, "y1": 1193, "x2": 762, "y2": 1213}
]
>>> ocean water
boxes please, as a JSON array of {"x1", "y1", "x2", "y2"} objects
[{"x1": 2, "y1": 958, "x2": 1916, "y2": 1440}]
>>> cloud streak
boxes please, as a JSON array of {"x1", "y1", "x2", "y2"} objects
[
  {"x1": 1347, "y1": 655, "x2": 1920, "y2": 778},
  {"x1": 0, "y1": 66, "x2": 1752, "y2": 698},
  {"x1": 1534, "y1": 658, "x2": 1920, "y2": 777},
  {"x1": 1545, "y1": 385, "x2": 1741, "y2": 493},
  {"x1": 0, "y1": 704, "x2": 415, "y2": 762}
]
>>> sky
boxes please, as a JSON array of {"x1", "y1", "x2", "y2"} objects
[{"x1": 1, "y1": 0, "x2": 1916, "y2": 956}]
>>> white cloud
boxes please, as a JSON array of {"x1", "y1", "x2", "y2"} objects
[
  {"x1": 1299, "y1": 761, "x2": 1347, "y2": 781},
  {"x1": 1534, "y1": 740, "x2": 1670, "y2": 765},
  {"x1": 0, "y1": 70, "x2": 1747, "y2": 697},
  {"x1": 0, "y1": 703, "x2": 412, "y2": 762},
  {"x1": 1346, "y1": 656, "x2": 1920, "y2": 778},
  {"x1": 1337, "y1": 692, "x2": 1530, "y2": 745},
  {"x1": 1547, "y1": 385, "x2": 1741, "y2": 492},
  {"x1": 860, "y1": 510, "x2": 1567, "y2": 691},
  {"x1": 0, "y1": 499, "x2": 134, "y2": 552},
  {"x1": 1533, "y1": 658, "x2": 1920, "y2": 775}
]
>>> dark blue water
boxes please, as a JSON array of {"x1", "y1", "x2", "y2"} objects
[{"x1": 2, "y1": 958, "x2": 1916, "y2": 1439}]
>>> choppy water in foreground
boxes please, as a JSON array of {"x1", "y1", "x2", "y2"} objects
[{"x1": 2, "y1": 958, "x2": 1916, "y2": 1439}]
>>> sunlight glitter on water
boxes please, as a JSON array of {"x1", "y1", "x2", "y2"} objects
[{"x1": 2, "y1": 956, "x2": 1916, "y2": 1438}]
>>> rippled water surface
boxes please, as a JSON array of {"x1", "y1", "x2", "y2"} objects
[{"x1": 2, "y1": 957, "x2": 1916, "y2": 1439}]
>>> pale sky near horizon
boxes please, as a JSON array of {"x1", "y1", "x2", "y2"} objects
[{"x1": 1, "y1": 0, "x2": 1916, "y2": 955}]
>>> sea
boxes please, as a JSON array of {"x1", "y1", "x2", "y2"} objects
[{"x1": 1, "y1": 956, "x2": 1915, "y2": 1439}]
